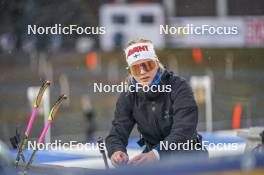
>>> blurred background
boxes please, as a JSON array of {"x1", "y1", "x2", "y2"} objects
[{"x1": 0, "y1": 0, "x2": 264, "y2": 146}]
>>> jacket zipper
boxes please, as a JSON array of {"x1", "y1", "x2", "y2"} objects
[{"x1": 152, "y1": 101, "x2": 164, "y2": 139}]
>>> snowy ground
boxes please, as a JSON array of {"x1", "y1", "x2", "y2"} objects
[{"x1": 12, "y1": 131, "x2": 246, "y2": 170}]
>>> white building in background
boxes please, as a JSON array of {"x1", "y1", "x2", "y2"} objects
[{"x1": 99, "y1": 4, "x2": 165, "y2": 51}]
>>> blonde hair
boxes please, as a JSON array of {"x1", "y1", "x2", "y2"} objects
[
  {"x1": 125, "y1": 38, "x2": 153, "y2": 49},
  {"x1": 124, "y1": 38, "x2": 164, "y2": 87}
]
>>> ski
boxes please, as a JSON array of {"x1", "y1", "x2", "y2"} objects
[
  {"x1": 15, "y1": 80, "x2": 51, "y2": 167},
  {"x1": 24, "y1": 94, "x2": 67, "y2": 173}
]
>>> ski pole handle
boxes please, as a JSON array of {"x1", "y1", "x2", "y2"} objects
[
  {"x1": 37, "y1": 120, "x2": 52, "y2": 144},
  {"x1": 33, "y1": 80, "x2": 51, "y2": 108},
  {"x1": 25, "y1": 108, "x2": 38, "y2": 136},
  {"x1": 16, "y1": 80, "x2": 50, "y2": 167},
  {"x1": 48, "y1": 94, "x2": 67, "y2": 121},
  {"x1": 23, "y1": 94, "x2": 67, "y2": 172}
]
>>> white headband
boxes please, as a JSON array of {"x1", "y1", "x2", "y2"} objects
[{"x1": 124, "y1": 43, "x2": 158, "y2": 66}]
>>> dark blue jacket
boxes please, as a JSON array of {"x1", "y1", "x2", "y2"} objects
[{"x1": 106, "y1": 70, "x2": 201, "y2": 158}]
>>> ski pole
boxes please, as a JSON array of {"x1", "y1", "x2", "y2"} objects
[
  {"x1": 97, "y1": 137, "x2": 109, "y2": 169},
  {"x1": 24, "y1": 94, "x2": 67, "y2": 173},
  {"x1": 15, "y1": 80, "x2": 51, "y2": 167}
]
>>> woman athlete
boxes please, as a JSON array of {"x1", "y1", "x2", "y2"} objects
[{"x1": 105, "y1": 38, "x2": 206, "y2": 167}]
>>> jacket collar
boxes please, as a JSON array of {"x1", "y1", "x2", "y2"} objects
[{"x1": 137, "y1": 69, "x2": 171, "y2": 100}]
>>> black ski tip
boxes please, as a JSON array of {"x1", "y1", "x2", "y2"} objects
[{"x1": 10, "y1": 128, "x2": 21, "y2": 149}]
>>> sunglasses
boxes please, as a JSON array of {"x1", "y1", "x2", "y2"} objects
[{"x1": 129, "y1": 60, "x2": 156, "y2": 76}]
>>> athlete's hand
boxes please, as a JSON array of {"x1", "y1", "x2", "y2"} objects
[
  {"x1": 111, "y1": 151, "x2": 129, "y2": 167},
  {"x1": 128, "y1": 151, "x2": 158, "y2": 166}
]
